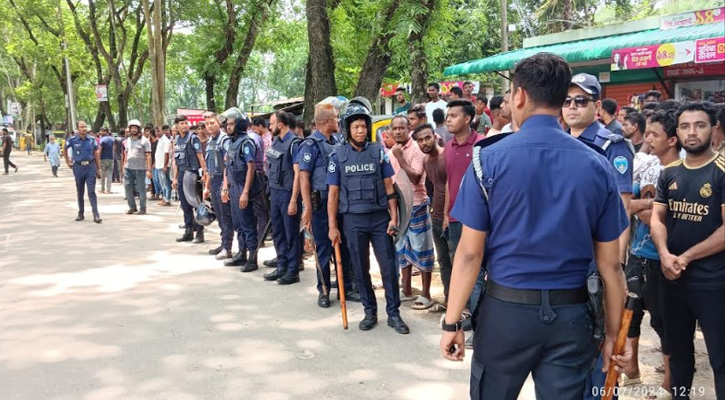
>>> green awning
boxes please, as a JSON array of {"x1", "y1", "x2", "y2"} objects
[{"x1": 444, "y1": 23, "x2": 725, "y2": 76}]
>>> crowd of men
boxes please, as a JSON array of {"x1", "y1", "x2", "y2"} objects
[{"x1": 39, "y1": 52, "x2": 725, "y2": 400}]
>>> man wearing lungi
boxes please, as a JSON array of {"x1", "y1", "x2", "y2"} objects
[{"x1": 389, "y1": 115, "x2": 436, "y2": 310}]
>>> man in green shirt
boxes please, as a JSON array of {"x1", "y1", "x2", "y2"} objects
[{"x1": 394, "y1": 87, "x2": 410, "y2": 115}]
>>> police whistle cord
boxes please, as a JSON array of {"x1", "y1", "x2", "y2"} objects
[
  {"x1": 305, "y1": 227, "x2": 328, "y2": 297},
  {"x1": 602, "y1": 293, "x2": 639, "y2": 400},
  {"x1": 333, "y1": 242, "x2": 349, "y2": 330}
]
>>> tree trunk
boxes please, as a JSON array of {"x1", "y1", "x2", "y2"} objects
[
  {"x1": 142, "y1": 0, "x2": 162, "y2": 126},
  {"x1": 205, "y1": 75, "x2": 216, "y2": 111},
  {"x1": 408, "y1": 0, "x2": 435, "y2": 104},
  {"x1": 302, "y1": 55, "x2": 314, "y2": 123},
  {"x1": 353, "y1": 0, "x2": 400, "y2": 101},
  {"x1": 225, "y1": 0, "x2": 274, "y2": 110},
  {"x1": 304, "y1": 0, "x2": 337, "y2": 123}
]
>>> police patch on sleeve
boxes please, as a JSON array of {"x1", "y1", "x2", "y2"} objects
[
  {"x1": 381, "y1": 149, "x2": 389, "y2": 163},
  {"x1": 194, "y1": 141, "x2": 200, "y2": 151},
  {"x1": 303, "y1": 152, "x2": 311, "y2": 163},
  {"x1": 244, "y1": 146, "x2": 251, "y2": 155},
  {"x1": 328, "y1": 162, "x2": 336, "y2": 173},
  {"x1": 613, "y1": 156, "x2": 629, "y2": 175}
]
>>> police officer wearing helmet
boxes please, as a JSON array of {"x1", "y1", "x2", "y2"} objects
[
  {"x1": 202, "y1": 112, "x2": 234, "y2": 260},
  {"x1": 298, "y1": 103, "x2": 356, "y2": 308},
  {"x1": 440, "y1": 54, "x2": 632, "y2": 399},
  {"x1": 222, "y1": 112, "x2": 261, "y2": 272},
  {"x1": 63, "y1": 120, "x2": 102, "y2": 223},
  {"x1": 172, "y1": 114, "x2": 208, "y2": 243},
  {"x1": 327, "y1": 101, "x2": 409, "y2": 334}
]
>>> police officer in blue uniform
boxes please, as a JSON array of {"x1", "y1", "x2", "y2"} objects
[
  {"x1": 298, "y1": 103, "x2": 356, "y2": 308},
  {"x1": 222, "y1": 114, "x2": 261, "y2": 272},
  {"x1": 439, "y1": 54, "x2": 631, "y2": 399},
  {"x1": 327, "y1": 103, "x2": 409, "y2": 334},
  {"x1": 264, "y1": 111, "x2": 302, "y2": 284},
  {"x1": 63, "y1": 120, "x2": 102, "y2": 223},
  {"x1": 172, "y1": 115, "x2": 208, "y2": 243},
  {"x1": 203, "y1": 112, "x2": 234, "y2": 260}
]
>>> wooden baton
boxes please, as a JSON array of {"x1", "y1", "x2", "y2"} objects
[
  {"x1": 602, "y1": 293, "x2": 639, "y2": 400},
  {"x1": 333, "y1": 241, "x2": 349, "y2": 330}
]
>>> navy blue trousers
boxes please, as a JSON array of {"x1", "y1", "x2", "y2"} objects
[
  {"x1": 73, "y1": 163, "x2": 99, "y2": 217},
  {"x1": 343, "y1": 211, "x2": 400, "y2": 318},
  {"x1": 311, "y1": 197, "x2": 353, "y2": 294},
  {"x1": 270, "y1": 188, "x2": 300, "y2": 276},
  {"x1": 177, "y1": 172, "x2": 201, "y2": 232},
  {"x1": 210, "y1": 175, "x2": 233, "y2": 251},
  {"x1": 471, "y1": 292, "x2": 596, "y2": 400},
  {"x1": 229, "y1": 177, "x2": 257, "y2": 255}
]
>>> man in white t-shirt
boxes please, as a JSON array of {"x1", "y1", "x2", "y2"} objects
[
  {"x1": 425, "y1": 82, "x2": 448, "y2": 124},
  {"x1": 154, "y1": 127, "x2": 172, "y2": 206}
]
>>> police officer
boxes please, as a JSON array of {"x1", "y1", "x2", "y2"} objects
[
  {"x1": 440, "y1": 54, "x2": 631, "y2": 399},
  {"x1": 327, "y1": 103, "x2": 409, "y2": 334},
  {"x1": 263, "y1": 111, "x2": 302, "y2": 284},
  {"x1": 299, "y1": 103, "x2": 356, "y2": 307},
  {"x1": 63, "y1": 120, "x2": 102, "y2": 224},
  {"x1": 222, "y1": 113, "x2": 261, "y2": 272},
  {"x1": 172, "y1": 114, "x2": 208, "y2": 243},
  {"x1": 203, "y1": 112, "x2": 234, "y2": 260}
]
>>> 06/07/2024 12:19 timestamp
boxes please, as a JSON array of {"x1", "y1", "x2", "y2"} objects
[{"x1": 591, "y1": 386, "x2": 708, "y2": 398}]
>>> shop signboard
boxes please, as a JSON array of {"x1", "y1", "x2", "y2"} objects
[
  {"x1": 611, "y1": 41, "x2": 695, "y2": 71},
  {"x1": 661, "y1": 7, "x2": 724, "y2": 30},
  {"x1": 695, "y1": 37, "x2": 725, "y2": 64},
  {"x1": 664, "y1": 61, "x2": 725, "y2": 78}
]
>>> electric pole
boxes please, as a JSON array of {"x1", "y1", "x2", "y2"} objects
[
  {"x1": 58, "y1": 0, "x2": 77, "y2": 131},
  {"x1": 500, "y1": 0, "x2": 510, "y2": 93}
]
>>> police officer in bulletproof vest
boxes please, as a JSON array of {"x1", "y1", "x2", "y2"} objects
[
  {"x1": 63, "y1": 120, "x2": 102, "y2": 224},
  {"x1": 203, "y1": 112, "x2": 234, "y2": 260},
  {"x1": 439, "y1": 54, "x2": 632, "y2": 399},
  {"x1": 327, "y1": 103, "x2": 409, "y2": 334},
  {"x1": 264, "y1": 111, "x2": 302, "y2": 285},
  {"x1": 298, "y1": 103, "x2": 356, "y2": 308},
  {"x1": 172, "y1": 114, "x2": 208, "y2": 243},
  {"x1": 222, "y1": 113, "x2": 261, "y2": 272}
]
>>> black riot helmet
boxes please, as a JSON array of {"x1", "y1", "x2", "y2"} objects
[
  {"x1": 234, "y1": 116, "x2": 249, "y2": 136},
  {"x1": 343, "y1": 104, "x2": 372, "y2": 144},
  {"x1": 194, "y1": 202, "x2": 216, "y2": 226}
]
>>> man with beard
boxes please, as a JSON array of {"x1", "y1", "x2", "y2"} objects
[
  {"x1": 172, "y1": 115, "x2": 208, "y2": 243},
  {"x1": 389, "y1": 115, "x2": 435, "y2": 310},
  {"x1": 203, "y1": 112, "x2": 234, "y2": 261},
  {"x1": 327, "y1": 103, "x2": 409, "y2": 334},
  {"x1": 394, "y1": 87, "x2": 410, "y2": 115},
  {"x1": 263, "y1": 111, "x2": 302, "y2": 284},
  {"x1": 63, "y1": 121, "x2": 102, "y2": 223},
  {"x1": 221, "y1": 113, "x2": 261, "y2": 271},
  {"x1": 298, "y1": 103, "x2": 356, "y2": 307},
  {"x1": 122, "y1": 119, "x2": 152, "y2": 215},
  {"x1": 651, "y1": 102, "x2": 725, "y2": 399}
]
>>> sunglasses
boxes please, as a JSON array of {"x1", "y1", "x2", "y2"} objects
[{"x1": 563, "y1": 96, "x2": 595, "y2": 108}]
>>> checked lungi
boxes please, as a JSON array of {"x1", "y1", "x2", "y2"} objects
[{"x1": 396, "y1": 199, "x2": 435, "y2": 272}]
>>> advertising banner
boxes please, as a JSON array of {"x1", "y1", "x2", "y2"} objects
[
  {"x1": 611, "y1": 41, "x2": 694, "y2": 70},
  {"x1": 695, "y1": 37, "x2": 725, "y2": 64}
]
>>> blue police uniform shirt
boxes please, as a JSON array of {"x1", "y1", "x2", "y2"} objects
[
  {"x1": 326, "y1": 142, "x2": 394, "y2": 187},
  {"x1": 175, "y1": 133, "x2": 202, "y2": 172},
  {"x1": 65, "y1": 135, "x2": 98, "y2": 162},
  {"x1": 451, "y1": 115, "x2": 629, "y2": 290},
  {"x1": 297, "y1": 131, "x2": 338, "y2": 169},
  {"x1": 578, "y1": 122, "x2": 633, "y2": 194},
  {"x1": 205, "y1": 132, "x2": 229, "y2": 176}
]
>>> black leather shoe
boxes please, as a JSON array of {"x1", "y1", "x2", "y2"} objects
[
  {"x1": 178, "y1": 224, "x2": 186, "y2": 229},
  {"x1": 387, "y1": 316, "x2": 410, "y2": 334},
  {"x1": 277, "y1": 274, "x2": 300, "y2": 285},
  {"x1": 263, "y1": 258, "x2": 278, "y2": 268},
  {"x1": 209, "y1": 246, "x2": 224, "y2": 255},
  {"x1": 224, "y1": 252, "x2": 247, "y2": 267},
  {"x1": 137, "y1": 209, "x2": 147, "y2": 215},
  {"x1": 263, "y1": 270, "x2": 283, "y2": 281},
  {"x1": 75, "y1": 214, "x2": 84, "y2": 222},
  {"x1": 359, "y1": 314, "x2": 378, "y2": 331},
  {"x1": 345, "y1": 291, "x2": 362, "y2": 303},
  {"x1": 192, "y1": 230, "x2": 204, "y2": 244},
  {"x1": 176, "y1": 228, "x2": 193, "y2": 242},
  {"x1": 318, "y1": 294, "x2": 331, "y2": 308},
  {"x1": 126, "y1": 209, "x2": 137, "y2": 214},
  {"x1": 93, "y1": 216, "x2": 102, "y2": 224},
  {"x1": 240, "y1": 260, "x2": 258, "y2": 273}
]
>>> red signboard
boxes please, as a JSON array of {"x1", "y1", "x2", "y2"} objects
[
  {"x1": 176, "y1": 108, "x2": 205, "y2": 125},
  {"x1": 695, "y1": 37, "x2": 725, "y2": 64},
  {"x1": 379, "y1": 81, "x2": 469, "y2": 97},
  {"x1": 611, "y1": 41, "x2": 695, "y2": 70},
  {"x1": 663, "y1": 61, "x2": 725, "y2": 78}
]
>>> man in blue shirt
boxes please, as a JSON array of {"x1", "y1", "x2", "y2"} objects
[
  {"x1": 172, "y1": 115, "x2": 208, "y2": 243},
  {"x1": 439, "y1": 53, "x2": 630, "y2": 399},
  {"x1": 98, "y1": 127, "x2": 115, "y2": 193},
  {"x1": 202, "y1": 112, "x2": 233, "y2": 261},
  {"x1": 327, "y1": 103, "x2": 409, "y2": 334},
  {"x1": 64, "y1": 121, "x2": 102, "y2": 223}
]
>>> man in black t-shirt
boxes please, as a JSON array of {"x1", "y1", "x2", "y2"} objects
[{"x1": 652, "y1": 102, "x2": 725, "y2": 399}]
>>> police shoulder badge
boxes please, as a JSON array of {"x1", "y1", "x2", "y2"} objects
[
  {"x1": 303, "y1": 152, "x2": 312, "y2": 163},
  {"x1": 194, "y1": 141, "x2": 200, "y2": 150},
  {"x1": 613, "y1": 156, "x2": 628, "y2": 175},
  {"x1": 244, "y1": 145, "x2": 251, "y2": 155},
  {"x1": 328, "y1": 161, "x2": 336, "y2": 173},
  {"x1": 700, "y1": 183, "x2": 712, "y2": 198}
]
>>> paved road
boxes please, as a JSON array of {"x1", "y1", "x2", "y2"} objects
[{"x1": 0, "y1": 156, "x2": 715, "y2": 400}]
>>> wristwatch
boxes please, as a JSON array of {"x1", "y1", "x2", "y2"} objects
[{"x1": 441, "y1": 318, "x2": 463, "y2": 332}]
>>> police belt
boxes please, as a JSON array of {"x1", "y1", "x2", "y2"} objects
[
  {"x1": 75, "y1": 160, "x2": 91, "y2": 166},
  {"x1": 486, "y1": 280, "x2": 588, "y2": 305}
]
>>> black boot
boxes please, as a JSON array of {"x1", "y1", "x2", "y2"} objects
[
  {"x1": 224, "y1": 251, "x2": 247, "y2": 267},
  {"x1": 192, "y1": 228, "x2": 204, "y2": 244},
  {"x1": 241, "y1": 253, "x2": 258, "y2": 272},
  {"x1": 277, "y1": 273, "x2": 300, "y2": 285},
  {"x1": 318, "y1": 293, "x2": 331, "y2": 308},
  {"x1": 387, "y1": 315, "x2": 410, "y2": 334},
  {"x1": 359, "y1": 314, "x2": 378, "y2": 331},
  {"x1": 263, "y1": 268, "x2": 284, "y2": 281},
  {"x1": 176, "y1": 227, "x2": 193, "y2": 242},
  {"x1": 263, "y1": 257, "x2": 278, "y2": 268},
  {"x1": 208, "y1": 245, "x2": 224, "y2": 255}
]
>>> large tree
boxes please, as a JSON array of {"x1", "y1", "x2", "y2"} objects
[{"x1": 303, "y1": 0, "x2": 337, "y2": 122}]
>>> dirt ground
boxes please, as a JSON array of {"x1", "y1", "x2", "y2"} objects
[{"x1": 0, "y1": 155, "x2": 716, "y2": 399}]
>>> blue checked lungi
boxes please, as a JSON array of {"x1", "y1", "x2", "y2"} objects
[{"x1": 397, "y1": 199, "x2": 435, "y2": 272}]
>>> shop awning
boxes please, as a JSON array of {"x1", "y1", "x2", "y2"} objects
[{"x1": 443, "y1": 22, "x2": 724, "y2": 76}]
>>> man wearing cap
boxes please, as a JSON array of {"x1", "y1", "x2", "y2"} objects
[
  {"x1": 122, "y1": 119, "x2": 153, "y2": 215},
  {"x1": 172, "y1": 115, "x2": 208, "y2": 243},
  {"x1": 203, "y1": 112, "x2": 234, "y2": 260},
  {"x1": 64, "y1": 121, "x2": 102, "y2": 223}
]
